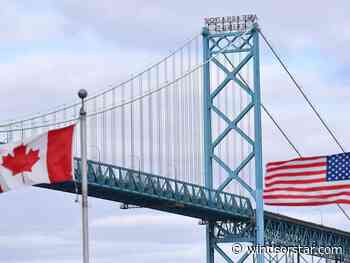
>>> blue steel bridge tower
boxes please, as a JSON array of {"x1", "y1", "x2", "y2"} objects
[{"x1": 202, "y1": 16, "x2": 264, "y2": 263}]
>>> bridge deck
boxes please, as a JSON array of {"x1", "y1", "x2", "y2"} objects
[
  {"x1": 37, "y1": 159, "x2": 350, "y2": 260},
  {"x1": 38, "y1": 159, "x2": 253, "y2": 221}
]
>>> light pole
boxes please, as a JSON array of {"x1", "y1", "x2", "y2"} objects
[{"x1": 78, "y1": 89, "x2": 89, "y2": 263}]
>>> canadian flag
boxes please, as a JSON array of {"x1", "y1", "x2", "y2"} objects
[{"x1": 0, "y1": 125, "x2": 75, "y2": 192}]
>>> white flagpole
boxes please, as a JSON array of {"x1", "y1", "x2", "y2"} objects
[{"x1": 78, "y1": 89, "x2": 89, "y2": 263}]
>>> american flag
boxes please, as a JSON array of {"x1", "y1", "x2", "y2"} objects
[{"x1": 263, "y1": 153, "x2": 350, "y2": 206}]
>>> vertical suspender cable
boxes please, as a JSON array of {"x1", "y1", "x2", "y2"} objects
[
  {"x1": 111, "y1": 89, "x2": 116, "y2": 164},
  {"x1": 191, "y1": 45, "x2": 197, "y2": 183},
  {"x1": 63, "y1": 106, "x2": 67, "y2": 128},
  {"x1": 93, "y1": 99, "x2": 97, "y2": 159},
  {"x1": 174, "y1": 54, "x2": 180, "y2": 180},
  {"x1": 20, "y1": 122, "x2": 24, "y2": 141},
  {"x1": 102, "y1": 94, "x2": 107, "y2": 161},
  {"x1": 148, "y1": 70, "x2": 154, "y2": 173},
  {"x1": 171, "y1": 55, "x2": 176, "y2": 178},
  {"x1": 156, "y1": 65, "x2": 162, "y2": 175},
  {"x1": 179, "y1": 48, "x2": 184, "y2": 180},
  {"x1": 98, "y1": 98, "x2": 101, "y2": 161},
  {"x1": 53, "y1": 112, "x2": 57, "y2": 130},
  {"x1": 41, "y1": 116, "x2": 45, "y2": 135},
  {"x1": 183, "y1": 48, "x2": 189, "y2": 182},
  {"x1": 194, "y1": 37, "x2": 201, "y2": 184},
  {"x1": 187, "y1": 44, "x2": 194, "y2": 182},
  {"x1": 31, "y1": 119, "x2": 35, "y2": 137},
  {"x1": 7, "y1": 125, "x2": 11, "y2": 143},
  {"x1": 130, "y1": 76, "x2": 135, "y2": 169},
  {"x1": 139, "y1": 75, "x2": 144, "y2": 170},
  {"x1": 121, "y1": 85, "x2": 126, "y2": 167},
  {"x1": 164, "y1": 59, "x2": 170, "y2": 177}
]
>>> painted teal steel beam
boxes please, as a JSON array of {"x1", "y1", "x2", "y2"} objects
[
  {"x1": 38, "y1": 158, "x2": 253, "y2": 221},
  {"x1": 202, "y1": 29, "x2": 258, "y2": 196},
  {"x1": 215, "y1": 152, "x2": 255, "y2": 194},
  {"x1": 35, "y1": 158, "x2": 350, "y2": 261},
  {"x1": 211, "y1": 48, "x2": 252, "y2": 55},
  {"x1": 214, "y1": 243, "x2": 234, "y2": 263},
  {"x1": 202, "y1": 26, "x2": 215, "y2": 263},
  {"x1": 202, "y1": 26, "x2": 214, "y2": 195},
  {"x1": 215, "y1": 211, "x2": 350, "y2": 262},
  {"x1": 202, "y1": 24, "x2": 260, "y2": 263},
  {"x1": 252, "y1": 26, "x2": 265, "y2": 263}
]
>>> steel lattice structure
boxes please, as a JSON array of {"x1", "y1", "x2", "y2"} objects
[
  {"x1": 38, "y1": 158, "x2": 350, "y2": 262},
  {"x1": 202, "y1": 23, "x2": 265, "y2": 262}
]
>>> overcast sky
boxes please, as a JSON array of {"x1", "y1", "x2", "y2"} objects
[{"x1": 1, "y1": 1, "x2": 350, "y2": 262}]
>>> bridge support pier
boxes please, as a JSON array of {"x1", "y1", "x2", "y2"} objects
[{"x1": 206, "y1": 222, "x2": 215, "y2": 263}]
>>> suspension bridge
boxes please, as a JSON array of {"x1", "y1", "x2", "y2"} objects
[{"x1": 1, "y1": 15, "x2": 350, "y2": 262}]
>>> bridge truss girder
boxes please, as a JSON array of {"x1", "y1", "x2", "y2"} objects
[
  {"x1": 213, "y1": 212, "x2": 350, "y2": 262},
  {"x1": 37, "y1": 159, "x2": 350, "y2": 262}
]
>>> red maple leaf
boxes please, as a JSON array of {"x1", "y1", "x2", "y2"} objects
[{"x1": 2, "y1": 144, "x2": 40, "y2": 176}]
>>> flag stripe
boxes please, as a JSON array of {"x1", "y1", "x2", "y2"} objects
[
  {"x1": 266, "y1": 166, "x2": 327, "y2": 176},
  {"x1": 47, "y1": 125, "x2": 74, "y2": 183},
  {"x1": 266, "y1": 156, "x2": 325, "y2": 167},
  {"x1": 265, "y1": 178, "x2": 326, "y2": 188},
  {"x1": 264, "y1": 183, "x2": 350, "y2": 193},
  {"x1": 265, "y1": 200, "x2": 350, "y2": 206},
  {"x1": 264, "y1": 187, "x2": 350, "y2": 196},
  {"x1": 265, "y1": 180, "x2": 350, "y2": 190},
  {"x1": 264, "y1": 191, "x2": 350, "y2": 200},
  {"x1": 266, "y1": 157, "x2": 326, "y2": 169},
  {"x1": 266, "y1": 175, "x2": 325, "y2": 185},
  {"x1": 265, "y1": 170, "x2": 326, "y2": 181},
  {"x1": 266, "y1": 162, "x2": 327, "y2": 172},
  {"x1": 264, "y1": 196, "x2": 350, "y2": 203}
]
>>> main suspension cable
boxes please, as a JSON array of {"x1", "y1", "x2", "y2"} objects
[
  {"x1": 0, "y1": 33, "x2": 202, "y2": 128},
  {"x1": 259, "y1": 29, "x2": 350, "y2": 222},
  {"x1": 259, "y1": 30, "x2": 345, "y2": 153},
  {"x1": 1, "y1": 26, "x2": 256, "y2": 134},
  {"x1": 261, "y1": 104, "x2": 302, "y2": 157}
]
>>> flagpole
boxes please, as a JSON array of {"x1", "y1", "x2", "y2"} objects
[{"x1": 78, "y1": 89, "x2": 89, "y2": 263}]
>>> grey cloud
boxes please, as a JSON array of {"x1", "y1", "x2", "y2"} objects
[{"x1": 1, "y1": 0, "x2": 350, "y2": 262}]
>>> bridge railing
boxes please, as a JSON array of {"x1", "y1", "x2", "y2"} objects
[
  {"x1": 73, "y1": 158, "x2": 253, "y2": 219},
  {"x1": 263, "y1": 211, "x2": 350, "y2": 261}
]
